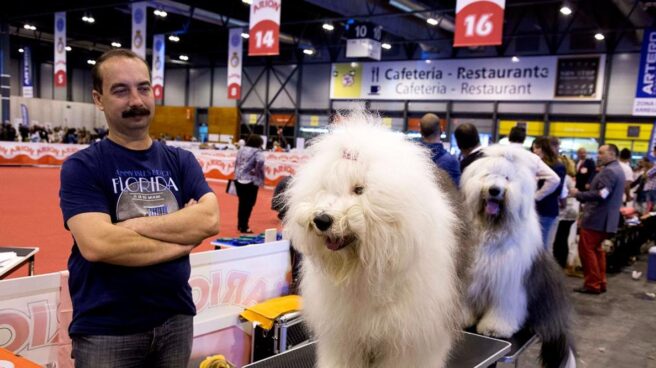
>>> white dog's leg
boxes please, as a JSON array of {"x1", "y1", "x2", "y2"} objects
[
  {"x1": 315, "y1": 340, "x2": 366, "y2": 368},
  {"x1": 476, "y1": 285, "x2": 527, "y2": 338},
  {"x1": 376, "y1": 343, "x2": 450, "y2": 368},
  {"x1": 461, "y1": 303, "x2": 478, "y2": 328}
]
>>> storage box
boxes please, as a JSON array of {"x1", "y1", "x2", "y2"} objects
[{"x1": 250, "y1": 311, "x2": 309, "y2": 362}]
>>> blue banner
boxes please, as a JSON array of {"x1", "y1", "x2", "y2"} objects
[
  {"x1": 22, "y1": 47, "x2": 33, "y2": 98},
  {"x1": 633, "y1": 28, "x2": 656, "y2": 115}
]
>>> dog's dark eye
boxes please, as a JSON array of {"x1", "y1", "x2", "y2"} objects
[{"x1": 354, "y1": 186, "x2": 364, "y2": 195}]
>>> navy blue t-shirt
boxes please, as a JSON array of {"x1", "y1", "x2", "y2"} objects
[
  {"x1": 59, "y1": 139, "x2": 212, "y2": 336},
  {"x1": 536, "y1": 161, "x2": 566, "y2": 218}
]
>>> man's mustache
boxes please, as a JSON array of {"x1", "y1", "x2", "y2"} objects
[{"x1": 122, "y1": 106, "x2": 151, "y2": 118}]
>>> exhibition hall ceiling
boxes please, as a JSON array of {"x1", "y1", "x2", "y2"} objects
[{"x1": 4, "y1": 0, "x2": 656, "y2": 68}]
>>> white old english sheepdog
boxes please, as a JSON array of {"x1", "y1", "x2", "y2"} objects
[
  {"x1": 460, "y1": 144, "x2": 576, "y2": 368},
  {"x1": 284, "y1": 111, "x2": 467, "y2": 368}
]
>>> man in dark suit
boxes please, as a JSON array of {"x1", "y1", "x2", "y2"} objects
[
  {"x1": 454, "y1": 123, "x2": 484, "y2": 173},
  {"x1": 570, "y1": 144, "x2": 625, "y2": 294},
  {"x1": 575, "y1": 147, "x2": 597, "y2": 191}
]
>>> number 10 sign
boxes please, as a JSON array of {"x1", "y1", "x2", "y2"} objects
[
  {"x1": 454, "y1": 0, "x2": 505, "y2": 47},
  {"x1": 248, "y1": 0, "x2": 282, "y2": 56}
]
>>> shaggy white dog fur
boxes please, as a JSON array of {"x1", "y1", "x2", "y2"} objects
[
  {"x1": 284, "y1": 111, "x2": 465, "y2": 368},
  {"x1": 460, "y1": 144, "x2": 575, "y2": 368}
]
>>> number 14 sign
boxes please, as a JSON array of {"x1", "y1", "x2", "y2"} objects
[
  {"x1": 248, "y1": 0, "x2": 282, "y2": 56},
  {"x1": 454, "y1": 0, "x2": 505, "y2": 47}
]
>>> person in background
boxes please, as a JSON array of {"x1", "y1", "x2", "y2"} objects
[
  {"x1": 569, "y1": 144, "x2": 625, "y2": 294},
  {"x1": 508, "y1": 126, "x2": 561, "y2": 205},
  {"x1": 644, "y1": 153, "x2": 656, "y2": 212},
  {"x1": 553, "y1": 154, "x2": 579, "y2": 271},
  {"x1": 199, "y1": 122, "x2": 209, "y2": 144},
  {"x1": 453, "y1": 123, "x2": 484, "y2": 172},
  {"x1": 418, "y1": 113, "x2": 461, "y2": 186},
  {"x1": 631, "y1": 157, "x2": 652, "y2": 213},
  {"x1": 575, "y1": 147, "x2": 597, "y2": 191},
  {"x1": 532, "y1": 136, "x2": 566, "y2": 250},
  {"x1": 59, "y1": 49, "x2": 219, "y2": 367},
  {"x1": 618, "y1": 148, "x2": 634, "y2": 204},
  {"x1": 234, "y1": 134, "x2": 265, "y2": 234}
]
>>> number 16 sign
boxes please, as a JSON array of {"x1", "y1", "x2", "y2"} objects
[
  {"x1": 454, "y1": 0, "x2": 505, "y2": 47},
  {"x1": 248, "y1": 0, "x2": 282, "y2": 56}
]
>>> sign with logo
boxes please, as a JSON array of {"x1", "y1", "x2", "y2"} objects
[
  {"x1": 329, "y1": 55, "x2": 606, "y2": 101},
  {"x1": 454, "y1": 0, "x2": 505, "y2": 47},
  {"x1": 22, "y1": 47, "x2": 33, "y2": 98},
  {"x1": 633, "y1": 28, "x2": 656, "y2": 116},
  {"x1": 346, "y1": 22, "x2": 382, "y2": 60},
  {"x1": 131, "y1": 2, "x2": 147, "y2": 59},
  {"x1": 151, "y1": 34, "x2": 165, "y2": 101},
  {"x1": 54, "y1": 12, "x2": 67, "y2": 88},
  {"x1": 248, "y1": 0, "x2": 281, "y2": 56},
  {"x1": 227, "y1": 28, "x2": 243, "y2": 99}
]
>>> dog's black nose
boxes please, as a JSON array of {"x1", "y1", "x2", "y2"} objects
[
  {"x1": 313, "y1": 213, "x2": 333, "y2": 231},
  {"x1": 488, "y1": 187, "x2": 501, "y2": 197}
]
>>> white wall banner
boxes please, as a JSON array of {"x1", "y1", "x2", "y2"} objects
[
  {"x1": 227, "y1": 28, "x2": 243, "y2": 100},
  {"x1": 329, "y1": 55, "x2": 606, "y2": 101},
  {"x1": 54, "y1": 12, "x2": 67, "y2": 88},
  {"x1": 131, "y1": 2, "x2": 147, "y2": 59},
  {"x1": 22, "y1": 47, "x2": 33, "y2": 98},
  {"x1": 151, "y1": 34, "x2": 165, "y2": 102},
  {"x1": 248, "y1": 0, "x2": 281, "y2": 56}
]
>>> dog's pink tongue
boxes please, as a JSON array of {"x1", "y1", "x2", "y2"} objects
[
  {"x1": 485, "y1": 201, "x2": 500, "y2": 215},
  {"x1": 326, "y1": 238, "x2": 344, "y2": 251}
]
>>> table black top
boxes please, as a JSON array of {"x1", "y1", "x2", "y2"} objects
[
  {"x1": 244, "y1": 332, "x2": 510, "y2": 368},
  {"x1": 0, "y1": 246, "x2": 39, "y2": 258}
]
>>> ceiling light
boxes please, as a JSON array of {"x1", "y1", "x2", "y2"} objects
[
  {"x1": 511, "y1": 56, "x2": 520, "y2": 63},
  {"x1": 594, "y1": 33, "x2": 605, "y2": 41},
  {"x1": 425, "y1": 59, "x2": 432, "y2": 64},
  {"x1": 241, "y1": 32, "x2": 250, "y2": 39},
  {"x1": 82, "y1": 15, "x2": 95, "y2": 24},
  {"x1": 382, "y1": 43, "x2": 391, "y2": 50},
  {"x1": 154, "y1": 9, "x2": 168, "y2": 17},
  {"x1": 303, "y1": 49, "x2": 314, "y2": 55},
  {"x1": 426, "y1": 18, "x2": 438, "y2": 26},
  {"x1": 168, "y1": 35, "x2": 180, "y2": 42},
  {"x1": 87, "y1": 59, "x2": 96, "y2": 65},
  {"x1": 18, "y1": 48, "x2": 24, "y2": 53},
  {"x1": 350, "y1": 62, "x2": 358, "y2": 67},
  {"x1": 560, "y1": 6, "x2": 572, "y2": 15},
  {"x1": 23, "y1": 24, "x2": 36, "y2": 31},
  {"x1": 242, "y1": 0, "x2": 252, "y2": 4},
  {"x1": 179, "y1": 55, "x2": 189, "y2": 61},
  {"x1": 65, "y1": 46, "x2": 72, "y2": 51},
  {"x1": 322, "y1": 23, "x2": 334, "y2": 31},
  {"x1": 111, "y1": 42, "x2": 122, "y2": 48}
]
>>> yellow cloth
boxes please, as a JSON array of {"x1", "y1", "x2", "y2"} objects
[
  {"x1": 199, "y1": 354, "x2": 234, "y2": 368},
  {"x1": 240, "y1": 295, "x2": 302, "y2": 330}
]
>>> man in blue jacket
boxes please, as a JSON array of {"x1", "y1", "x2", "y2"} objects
[
  {"x1": 418, "y1": 113, "x2": 461, "y2": 186},
  {"x1": 570, "y1": 144, "x2": 625, "y2": 294}
]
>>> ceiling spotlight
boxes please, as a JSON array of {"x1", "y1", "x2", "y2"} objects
[
  {"x1": 23, "y1": 24, "x2": 37, "y2": 31},
  {"x1": 242, "y1": 0, "x2": 252, "y2": 4},
  {"x1": 322, "y1": 23, "x2": 334, "y2": 31},
  {"x1": 154, "y1": 9, "x2": 168, "y2": 17},
  {"x1": 241, "y1": 32, "x2": 250, "y2": 39},
  {"x1": 560, "y1": 6, "x2": 572, "y2": 15},
  {"x1": 65, "y1": 46, "x2": 72, "y2": 51},
  {"x1": 82, "y1": 15, "x2": 95, "y2": 24},
  {"x1": 382, "y1": 43, "x2": 392, "y2": 50},
  {"x1": 426, "y1": 18, "x2": 438, "y2": 26},
  {"x1": 303, "y1": 49, "x2": 315, "y2": 55},
  {"x1": 87, "y1": 59, "x2": 96, "y2": 65},
  {"x1": 179, "y1": 55, "x2": 189, "y2": 61},
  {"x1": 594, "y1": 33, "x2": 605, "y2": 41},
  {"x1": 18, "y1": 48, "x2": 24, "y2": 53},
  {"x1": 111, "y1": 42, "x2": 122, "y2": 48},
  {"x1": 511, "y1": 56, "x2": 520, "y2": 63},
  {"x1": 168, "y1": 35, "x2": 180, "y2": 42}
]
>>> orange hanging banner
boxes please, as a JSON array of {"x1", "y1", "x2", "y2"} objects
[{"x1": 454, "y1": 0, "x2": 505, "y2": 47}]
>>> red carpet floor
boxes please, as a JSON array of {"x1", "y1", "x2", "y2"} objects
[{"x1": 0, "y1": 166, "x2": 281, "y2": 277}]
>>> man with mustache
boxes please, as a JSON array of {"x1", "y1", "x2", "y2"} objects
[{"x1": 59, "y1": 49, "x2": 219, "y2": 367}]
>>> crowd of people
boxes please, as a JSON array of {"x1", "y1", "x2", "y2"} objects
[{"x1": 0, "y1": 122, "x2": 107, "y2": 144}]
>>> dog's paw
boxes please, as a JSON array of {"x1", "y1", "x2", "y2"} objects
[
  {"x1": 475, "y1": 316, "x2": 516, "y2": 338},
  {"x1": 461, "y1": 307, "x2": 477, "y2": 328}
]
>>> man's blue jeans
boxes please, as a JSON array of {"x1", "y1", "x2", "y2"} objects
[{"x1": 71, "y1": 314, "x2": 193, "y2": 368}]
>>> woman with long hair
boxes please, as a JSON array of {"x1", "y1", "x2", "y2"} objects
[
  {"x1": 233, "y1": 134, "x2": 265, "y2": 233},
  {"x1": 532, "y1": 136, "x2": 566, "y2": 250}
]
